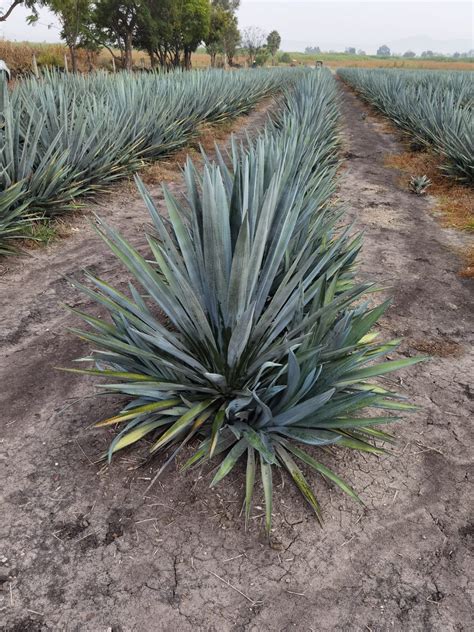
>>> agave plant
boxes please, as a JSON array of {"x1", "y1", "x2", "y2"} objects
[
  {"x1": 67, "y1": 73, "x2": 423, "y2": 533},
  {"x1": 409, "y1": 175, "x2": 432, "y2": 195}
]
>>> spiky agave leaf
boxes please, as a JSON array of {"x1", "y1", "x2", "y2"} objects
[
  {"x1": 0, "y1": 182, "x2": 33, "y2": 255},
  {"x1": 67, "y1": 71, "x2": 424, "y2": 534}
]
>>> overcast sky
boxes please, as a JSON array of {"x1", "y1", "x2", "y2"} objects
[{"x1": 0, "y1": 0, "x2": 472, "y2": 54}]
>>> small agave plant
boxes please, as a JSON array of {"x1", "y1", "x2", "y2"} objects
[{"x1": 409, "y1": 175, "x2": 432, "y2": 195}]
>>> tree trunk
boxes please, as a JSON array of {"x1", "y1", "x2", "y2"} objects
[
  {"x1": 125, "y1": 32, "x2": 133, "y2": 71},
  {"x1": 172, "y1": 48, "x2": 180, "y2": 68},
  {"x1": 69, "y1": 45, "x2": 78, "y2": 73},
  {"x1": 86, "y1": 50, "x2": 94, "y2": 73},
  {"x1": 184, "y1": 48, "x2": 192, "y2": 70},
  {"x1": 148, "y1": 50, "x2": 158, "y2": 69},
  {"x1": 210, "y1": 51, "x2": 216, "y2": 68}
]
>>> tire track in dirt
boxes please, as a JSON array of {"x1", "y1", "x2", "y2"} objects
[{"x1": 1, "y1": 84, "x2": 473, "y2": 631}]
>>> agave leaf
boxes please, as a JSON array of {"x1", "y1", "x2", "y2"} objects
[
  {"x1": 260, "y1": 454, "x2": 273, "y2": 535},
  {"x1": 245, "y1": 447, "x2": 256, "y2": 529},
  {"x1": 282, "y1": 440, "x2": 362, "y2": 504},
  {"x1": 337, "y1": 435, "x2": 385, "y2": 455},
  {"x1": 59, "y1": 367, "x2": 158, "y2": 381},
  {"x1": 109, "y1": 418, "x2": 168, "y2": 456},
  {"x1": 270, "y1": 427, "x2": 342, "y2": 446},
  {"x1": 209, "y1": 409, "x2": 226, "y2": 458},
  {"x1": 96, "y1": 398, "x2": 181, "y2": 427},
  {"x1": 210, "y1": 438, "x2": 247, "y2": 487},
  {"x1": 272, "y1": 389, "x2": 336, "y2": 427},
  {"x1": 313, "y1": 416, "x2": 400, "y2": 429},
  {"x1": 181, "y1": 431, "x2": 236, "y2": 471},
  {"x1": 242, "y1": 426, "x2": 278, "y2": 464},
  {"x1": 337, "y1": 356, "x2": 426, "y2": 386},
  {"x1": 275, "y1": 443, "x2": 323, "y2": 524},
  {"x1": 150, "y1": 399, "x2": 217, "y2": 453}
]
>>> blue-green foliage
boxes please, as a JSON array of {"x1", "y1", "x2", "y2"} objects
[{"x1": 338, "y1": 68, "x2": 473, "y2": 183}]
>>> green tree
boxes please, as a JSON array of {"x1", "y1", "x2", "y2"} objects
[
  {"x1": 180, "y1": 0, "x2": 210, "y2": 69},
  {"x1": 137, "y1": 0, "x2": 209, "y2": 69},
  {"x1": 376, "y1": 44, "x2": 391, "y2": 56},
  {"x1": 255, "y1": 47, "x2": 269, "y2": 66},
  {"x1": 93, "y1": 0, "x2": 145, "y2": 70},
  {"x1": 279, "y1": 51, "x2": 291, "y2": 63},
  {"x1": 221, "y1": 14, "x2": 239, "y2": 65},
  {"x1": 205, "y1": 1, "x2": 239, "y2": 67},
  {"x1": 135, "y1": 0, "x2": 174, "y2": 68},
  {"x1": 48, "y1": 0, "x2": 92, "y2": 72},
  {"x1": 266, "y1": 29, "x2": 281, "y2": 65},
  {"x1": 205, "y1": 4, "x2": 227, "y2": 67}
]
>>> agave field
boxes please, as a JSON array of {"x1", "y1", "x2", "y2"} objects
[
  {"x1": 0, "y1": 68, "x2": 292, "y2": 254},
  {"x1": 65, "y1": 70, "x2": 422, "y2": 533},
  {"x1": 338, "y1": 68, "x2": 474, "y2": 183}
]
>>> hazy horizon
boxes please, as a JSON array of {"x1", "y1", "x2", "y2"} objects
[{"x1": 0, "y1": 0, "x2": 472, "y2": 55}]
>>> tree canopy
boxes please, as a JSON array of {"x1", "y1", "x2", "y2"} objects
[
  {"x1": 266, "y1": 30, "x2": 281, "y2": 64},
  {"x1": 377, "y1": 44, "x2": 391, "y2": 56}
]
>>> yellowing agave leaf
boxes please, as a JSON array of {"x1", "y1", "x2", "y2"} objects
[{"x1": 95, "y1": 398, "x2": 181, "y2": 427}]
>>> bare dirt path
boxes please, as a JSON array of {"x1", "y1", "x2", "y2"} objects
[{"x1": 1, "y1": 84, "x2": 473, "y2": 632}]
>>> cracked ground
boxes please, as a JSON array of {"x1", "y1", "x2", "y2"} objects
[{"x1": 1, "y1": 84, "x2": 473, "y2": 631}]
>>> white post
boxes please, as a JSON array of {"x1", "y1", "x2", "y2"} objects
[
  {"x1": 0, "y1": 73, "x2": 7, "y2": 125},
  {"x1": 64, "y1": 53, "x2": 69, "y2": 73},
  {"x1": 112, "y1": 56, "x2": 116, "y2": 73},
  {"x1": 32, "y1": 53, "x2": 39, "y2": 78}
]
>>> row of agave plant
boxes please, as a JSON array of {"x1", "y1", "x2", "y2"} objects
[
  {"x1": 338, "y1": 68, "x2": 474, "y2": 184},
  {"x1": 0, "y1": 68, "x2": 293, "y2": 255},
  {"x1": 68, "y1": 70, "x2": 423, "y2": 533}
]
